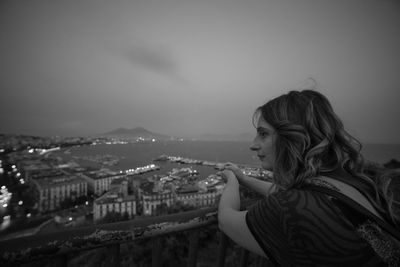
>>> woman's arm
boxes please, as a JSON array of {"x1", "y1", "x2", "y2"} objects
[
  {"x1": 224, "y1": 163, "x2": 276, "y2": 196},
  {"x1": 218, "y1": 170, "x2": 266, "y2": 257}
]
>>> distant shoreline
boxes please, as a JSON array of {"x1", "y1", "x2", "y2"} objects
[{"x1": 51, "y1": 141, "x2": 400, "y2": 168}]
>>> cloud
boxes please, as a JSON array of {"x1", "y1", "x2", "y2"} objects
[{"x1": 125, "y1": 44, "x2": 180, "y2": 79}]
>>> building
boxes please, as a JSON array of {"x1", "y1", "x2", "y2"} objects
[
  {"x1": 93, "y1": 178, "x2": 137, "y2": 222},
  {"x1": 79, "y1": 168, "x2": 126, "y2": 196},
  {"x1": 31, "y1": 174, "x2": 88, "y2": 212},
  {"x1": 142, "y1": 191, "x2": 174, "y2": 216},
  {"x1": 18, "y1": 159, "x2": 53, "y2": 181},
  {"x1": 176, "y1": 184, "x2": 220, "y2": 208},
  {"x1": 140, "y1": 183, "x2": 222, "y2": 216},
  {"x1": 29, "y1": 169, "x2": 65, "y2": 180}
]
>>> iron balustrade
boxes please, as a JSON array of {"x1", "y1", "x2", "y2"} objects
[{"x1": 0, "y1": 204, "x2": 273, "y2": 267}]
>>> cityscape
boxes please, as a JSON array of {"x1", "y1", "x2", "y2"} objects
[
  {"x1": 0, "y1": 133, "x2": 271, "y2": 241},
  {"x1": 1, "y1": 130, "x2": 399, "y2": 266}
]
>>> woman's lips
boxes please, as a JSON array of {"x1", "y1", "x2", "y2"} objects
[{"x1": 258, "y1": 155, "x2": 265, "y2": 160}]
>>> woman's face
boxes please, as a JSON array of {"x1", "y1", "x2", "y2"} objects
[{"x1": 250, "y1": 115, "x2": 276, "y2": 170}]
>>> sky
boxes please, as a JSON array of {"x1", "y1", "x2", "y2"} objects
[{"x1": 0, "y1": 0, "x2": 399, "y2": 143}]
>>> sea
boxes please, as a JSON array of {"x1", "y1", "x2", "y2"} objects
[{"x1": 53, "y1": 141, "x2": 400, "y2": 178}]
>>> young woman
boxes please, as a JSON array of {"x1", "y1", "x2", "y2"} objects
[{"x1": 218, "y1": 90, "x2": 400, "y2": 266}]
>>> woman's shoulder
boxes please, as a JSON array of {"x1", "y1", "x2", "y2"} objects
[
  {"x1": 261, "y1": 185, "x2": 334, "y2": 214},
  {"x1": 269, "y1": 182, "x2": 328, "y2": 201}
]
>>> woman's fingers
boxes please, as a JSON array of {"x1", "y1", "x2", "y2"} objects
[
  {"x1": 224, "y1": 164, "x2": 241, "y2": 174},
  {"x1": 217, "y1": 169, "x2": 236, "y2": 182},
  {"x1": 222, "y1": 169, "x2": 235, "y2": 177},
  {"x1": 224, "y1": 162, "x2": 239, "y2": 169}
]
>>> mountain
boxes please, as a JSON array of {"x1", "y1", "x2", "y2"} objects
[{"x1": 102, "y1": 127, "x2": 171, "y2": 140}]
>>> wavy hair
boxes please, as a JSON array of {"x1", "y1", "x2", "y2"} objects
[{"x1": 254, "y1": 90, "x2": 399, "y2": 226}]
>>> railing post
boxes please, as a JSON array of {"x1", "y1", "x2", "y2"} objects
[
  {"x1": 239, "y1": 248, "x2": 249, "y2": 267},
  {"x1": 216, "y1": 232, "x2": 228, "y2": 267},
  {"x1": 187, "y1": 229, "x2": 199, "y2": 267},
  {"x1": 108, "y1": 243, "x2": 120, "y2": 267},
  {"x1": 152, "y1": 236, "x2": 162, "y2": 267}
]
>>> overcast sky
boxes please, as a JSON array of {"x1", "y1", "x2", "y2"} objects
[{"x1": 0, "y1": 0, "x2": 399, "y2": 143}]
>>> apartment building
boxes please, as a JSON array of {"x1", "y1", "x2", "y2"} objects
[
  {"x1": 32, "y1": 174, "x2": 88, "y2": 212},
  {"x1": 93, "y1": 179, "x2": 137, "y2": 221},
  {"x1": 79, "y1": 168, "x2": 126, "y2": 196},
  {"x1": 141, "y1": 183, "x2": 221, "y2": 216},
  {"x1": 142, "y1": 191, "x2": 174, "y2": 216},
  {"x1": 176, "y1": 185, "x2": 220, "y2": 208}
]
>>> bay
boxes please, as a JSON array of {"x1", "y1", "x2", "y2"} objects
[{"x1": 53, "y1": 141, "x2": 400, "y2": 176}]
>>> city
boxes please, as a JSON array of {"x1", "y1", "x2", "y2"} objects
[{"x1": 0, "y1": 133, "x2": 271, "y2": 241}]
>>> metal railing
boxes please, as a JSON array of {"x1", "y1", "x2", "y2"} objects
[{"x1": 0, "y1": 205, "x2": 273, "y2": 267}]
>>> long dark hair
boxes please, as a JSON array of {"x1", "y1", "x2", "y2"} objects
[{"x1": 254, "y1": 90, "x2": 399, "y2": 226}]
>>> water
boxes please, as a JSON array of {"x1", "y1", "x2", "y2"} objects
[
  {"x1": 54, "y1": 141, "x2": 400, "y2": 174},
  {"x1": 361, "y1": 143, "x2": 400, "y2": 164},
  {"x1": 53, "y1": 141, "x2": 259, "y2": 179}
]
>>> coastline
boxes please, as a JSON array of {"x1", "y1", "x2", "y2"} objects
[{"x1": 51, "y1": 141, "x2": 400, "y2": 167}]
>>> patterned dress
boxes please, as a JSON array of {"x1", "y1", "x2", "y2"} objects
[{"x1": 245, "y1": 178, "x2": 399, "y2": 266}]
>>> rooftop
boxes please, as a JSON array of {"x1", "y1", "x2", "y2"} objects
[
  {"x1": 83, "y1": 169, "x2": 125, "y2": 180},
  {"x1": 94, "y1": 187, "x2": 135, "y2": 205},
  {"x1": 177, "y1": 184, "x2": 200, "y2": 194},
  {"x1": 30, "y1": 169, "x2": 65, "y2": 179},
  {"x1": 32, "y1": 175, "x2": 86, "y2": 188}
]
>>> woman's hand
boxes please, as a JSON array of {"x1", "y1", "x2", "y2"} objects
[{"x1": 223, "y1": 162, "x2": 247, "y2": 184}]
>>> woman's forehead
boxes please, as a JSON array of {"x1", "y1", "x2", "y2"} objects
[{"x1": 256, "y1": 116, "x2": 274, "y2": 131}]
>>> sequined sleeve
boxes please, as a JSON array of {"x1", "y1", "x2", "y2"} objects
[{"x1": 245, "y1": 189, "x2": 385, "y2": 266}]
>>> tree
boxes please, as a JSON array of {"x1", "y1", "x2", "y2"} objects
[
  {"x1": 99, "y1": 211, "x2": 130, "y2": 224},
  {"x1": 165, "y1": 201, "x2": 197, "y2": 214},
  {"x1": 100, "y1": 211, "x2": 123, "y2": 223},
  {"x1": 60, "y1": 197, "x2": 73, "y2": 209},
  {"x1": 74, "y1": 195, "x2": 89, "y2": 205},
  {"x1": 154, "y1": 202, "x2": 169, "y2": 216}
]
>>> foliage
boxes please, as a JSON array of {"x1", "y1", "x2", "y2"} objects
[
  {"x1": 153, "y1": 200, "x2": 198, "y2": 216},
  {"x1": 98, "y1": 211, "x2": 131, "y2": 224}
]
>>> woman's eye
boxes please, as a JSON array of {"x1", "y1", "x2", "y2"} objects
[{"x1": 258, "y1": 132, "x2": 268, "y2": 138}]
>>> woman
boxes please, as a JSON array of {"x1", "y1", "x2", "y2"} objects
[{"x1": 218, "y1": 90, "x2": 400, "y2": 266}]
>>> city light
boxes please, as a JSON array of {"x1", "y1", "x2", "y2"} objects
[
  {"x1": 26, "y1": 213, "x2": 31, "y2": 218},
  {"x1": 0, "y1": 186, "x2": 12, "y2": 206},
  {"x1": 18, "y1": 200, "x2": 23, "y2": 205},
  {"x1": 124, "y1": 164, "x2": 160, "y2": 174},
  {"x1": 1, "y1": 215, "x2": 11, "y2": 231}
]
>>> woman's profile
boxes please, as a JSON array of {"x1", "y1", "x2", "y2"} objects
[{"x1": 218, "y1": 89, "x2": 400, "y2": 266}]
